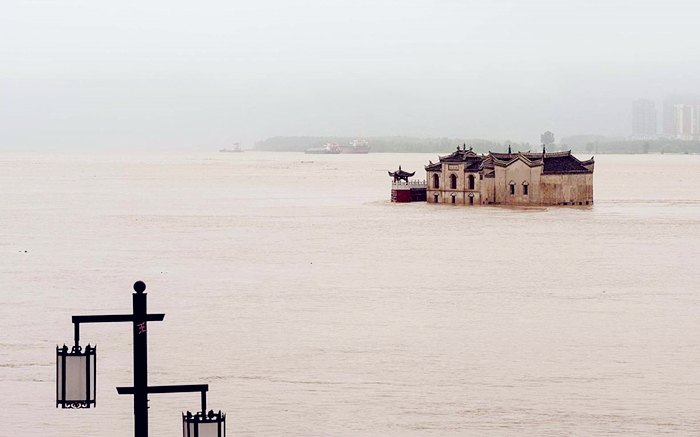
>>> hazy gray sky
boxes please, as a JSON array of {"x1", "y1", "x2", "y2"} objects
[{"x1": 2, "y1": 0, "x2": 699, "y2": 149}]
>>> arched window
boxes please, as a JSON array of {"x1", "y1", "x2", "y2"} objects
[
  {"x1": 432, "y1": 174, "x2": 440, "y2": 189},
  {"x1": 509, "y1": 182, "x2": 515, "y2": 195},
  {"x1": 468, "y1": 174, "x2": 475, "y2": 190},
  {"x1": 522, "y1": 181, "x2": 529, "y2": 195},
  {"x1": 450, "y1": 174, "x2": 457, "y2": 189}
]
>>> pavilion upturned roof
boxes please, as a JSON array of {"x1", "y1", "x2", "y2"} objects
[{"x1": 388, "y1": 166, "x2": 415, "y2": 178}]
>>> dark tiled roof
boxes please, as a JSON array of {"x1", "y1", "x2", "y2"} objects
[
  {"x1": 464, "y1": 161, "x2": 481, "y2": 171},
  {"x1": 440, "y1": 151, "x2": 469, "y2": 162},
  {"x1": 490, "y1": 151, "x2": 571, "y2": 161},
  {"x1": 489, "y1": 152, "x2": 515, "y2": 160},
  {"x1": 542, "y1": 155, "x2": 591, "y2": 174},
  {"x1": 492, "y1": 153, "x2": 543, "y2": 168},
  {"x1": 426, "y1": 149, "x2": 592, "y2": 175},
  {"x1": 489, "y1": 151, "x2": 591, "y2": 174},
  {"x1": 439, "y1": 148, "x2": 485, "y2": 163}
]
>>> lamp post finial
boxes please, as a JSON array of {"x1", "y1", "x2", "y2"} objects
[{"x1": 133, "y1": 281, "x2": 146, "y2": 294}]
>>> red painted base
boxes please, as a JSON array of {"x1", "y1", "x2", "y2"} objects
[{"x1": 392, "y1": 189, "x2": 412, "y2": 202}]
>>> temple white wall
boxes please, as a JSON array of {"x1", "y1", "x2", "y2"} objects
[{"x1": 494, "y1": 160, "x2": 544, "y2": 205}]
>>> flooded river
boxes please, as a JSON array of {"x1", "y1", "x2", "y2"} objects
[{"x1": 1, "y1": 152, "x2": 699, "y2": 436}]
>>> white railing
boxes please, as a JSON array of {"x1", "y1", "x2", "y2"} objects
[{"x1": 392, "y1": 180, "x2": 427, "y2": 188}]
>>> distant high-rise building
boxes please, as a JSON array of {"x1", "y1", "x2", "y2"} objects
[
  {"x1": 632, "y1": 99, "x2": 657, "y2": 139},
  {"x1": 663, "y1": 95, "x2": 700, "y2": 137},
  {"x1": 673, "y1": 104, "x2": 700, "y2": 141}
]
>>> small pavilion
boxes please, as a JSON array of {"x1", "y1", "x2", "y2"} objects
[
  {"x1": 388, "y1": 166, "x2": 426, "y2": 202},
  {"x1": 388, "y1": 166, "x2": 415, "y2": 183}
]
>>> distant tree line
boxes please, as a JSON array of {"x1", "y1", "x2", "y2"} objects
[
  {"x1": 255, "y1": 136, "x2": 537, "y2": 154},
  {"x1": 561, "y1": 135, "x2": 700, "y2": 154}
]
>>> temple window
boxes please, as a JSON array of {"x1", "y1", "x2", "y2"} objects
[
  {"x1": 468, "y1": 174, "x2": 475, "y2": 190},
  {"x1": 451, "y1": 195, "x2": 456, "y2": 204},
  {"x1": 510, "y1": 183, "x2": 515, "y2": 195},
  {"x1": 523, "y1": 184, "x2": 528, "y2": 195},
  {"x1": 450, "y1": 174, "x2": 457, "y2": 189},
  {"x1": 432, "y1": 174, "x2": 440, "y2": 189},
  {"x1": 434, "y1": 194, "x2": 439, "y2": 203}
]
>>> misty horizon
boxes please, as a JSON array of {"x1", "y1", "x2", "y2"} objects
[{"x1": 3, "y1": 0, "x2": 700, "y2": 151}]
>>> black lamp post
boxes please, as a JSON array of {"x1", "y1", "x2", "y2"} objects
[{"x1": 56, "y1": 281, "x2": 226, "y2": 437}]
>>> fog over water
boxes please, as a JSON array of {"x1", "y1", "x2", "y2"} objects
[{"x1": 3, "y1": 1, "x2": 700, "y2": 150}]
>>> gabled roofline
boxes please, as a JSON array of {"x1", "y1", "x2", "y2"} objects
[
  {"x1": 438, "y1": 147, "x2": 485, "y2": 162},
  {"x1": 492, "y1": 152, "x2": 544, "y2": 168},
  {"x1": 489, "y1": 150, "x2": 572, "y2": 160},
  {"x1": 425, "y1": 162, "x2": 442, "y2": 171}
]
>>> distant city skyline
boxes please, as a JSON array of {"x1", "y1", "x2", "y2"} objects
[{"x1": 629, "y1": 96, "x2": 700, "y2": 141}]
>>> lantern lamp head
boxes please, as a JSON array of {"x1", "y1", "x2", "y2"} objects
[
  {"x1": 183, "y1": 410, "x2": 226, "y2": 437},
  {"x1": 133, "y1": 281, "x2": 146, "y2": 294},
  {"x1": 56, "y1": 344, "x2": 97, "y2": 409}
]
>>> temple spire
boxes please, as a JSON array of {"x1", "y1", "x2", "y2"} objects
[{"x1": 508, "y1": 145, "x2": 511, "y2": 154}]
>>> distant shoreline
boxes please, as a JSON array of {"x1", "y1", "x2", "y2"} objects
[
  {"x1": 245, "y1": 150, "x2": 699, "y2": 155},
  {"x1": 254, "y1": 136, "x2": 700, "y2": 155}
]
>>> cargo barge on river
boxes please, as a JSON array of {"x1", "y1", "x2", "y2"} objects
[{"x1": 305, "y1": 140, "x2": 370, "y2": 154}]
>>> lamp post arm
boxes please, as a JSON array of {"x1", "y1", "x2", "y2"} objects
[
  {"x1": 71, "y1": 314, "x2": 164, "y2": 352},
  {"x1": 116, "y1": 384, "x2": 209, "y2": 412},
  {"x1": 71, "y1": 314, "x2": 165, "y2": 350},
  {"x1": 72, "y1": 314, "x2": 166, "y2": 324}
]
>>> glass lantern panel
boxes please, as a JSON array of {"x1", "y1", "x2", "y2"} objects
[
  {"x1": 64, "y1": 355, "x2": 87, "y2": 401},
  {"x1": 89, "y1": 353, "x2": 96, "y2": 401},
  {"x1": 57, "y1": 356, "x2": 63, "y2": 401},
  {"x1": 188, "y1": 422, "x2": 196, "y2": 437},
  {"x1": 197, "y1": 421, "x2": 220, "y2": 437}
]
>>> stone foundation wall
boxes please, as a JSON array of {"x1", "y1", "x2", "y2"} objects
[{"x1": 540, "y1": 173, "x2": 593, "y2": 205}]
